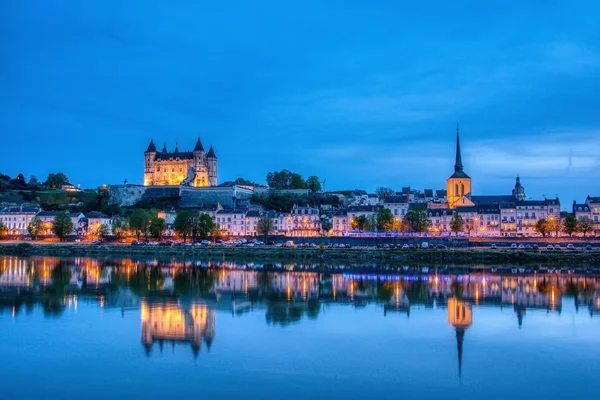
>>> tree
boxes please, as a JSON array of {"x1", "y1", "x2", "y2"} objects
[
  {"x1": 320, "y1": 216, "x2": 332, "y2": 234},
  {"x1": 306, "y1": 176, "x2": 322, "y2": 192},
  {"x1": 577, "y1": 217, "x2": 594, "y2": 238},
  {"x1": 194, "y1": 214, "x2": 217, "y2": 241},
  {"x1": 28, "y1": 175, "x2": 40, "y2": 189},
  {"x1": 563, "y1": 215, "x2": 578, "y2": 237},
  {"x1": 52, "y1": 212, "x2": 73, "y2": 241},
  {"x1": 257, "y1": 216, "x2": 275, "y2": 241},
  {"x1": 376, "y1": 187, "x2": 394, "y2": 202},
  {"x1": 403, "y1": 210, "x2": 431, "y2": 233},
  {"x1": 548, "y1": 217, "x2": 561, "y2": 237},
  {"x1": 535, "y1": 218, "x2": 550, "y2": 237},
  {"x1": 112, "y1": 218, "x2": 128, "y2": 240},
  {"x1": 129, "y1": 209, "x2": 152, "y2": 241},
  {"x1": 28, "y1": 216, "x2": 44, "y2": 240},
  {"x1": 289, "y1": 173, "x2": 306, "y2": 189},
  {"x1": 376, "y1": 208, "x2": 394, "y2": 232},
  {"x1": 465, "y1": 218, "x2": 475, "y2": 236},
  {"x1": 450, "y1": 214, "x2": 465, "y2": 236},
  {"x1": 44, "y1": 173, "x2": 69, "y2": 189},
  {"x1": 351, "y1": 215, "x2": 370, "y2": 232},
  {"x1": 173, "y1": 210, "x2": 193, "y2": 242},
  {"x1": 149, "y1": 216, "x2": 167, "y2": 240},
  {"x1": 98, "y1": 224, "x2": 110, "y2": 239},
  {"x1": 0, "y1": 222, "x2": 7, "y2": 238}
]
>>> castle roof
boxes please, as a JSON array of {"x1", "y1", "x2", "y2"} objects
[
  {"x1": 146, "y1": 139, "x2": 157, "y2": 153},
  {"x1": 154, "y1": 151, "x2": 194, "y2": 161},
  {"x1": 207, "y1": 145, "x2": 217, "y2": 158},
  {"x1": 194, "y1": 138, "x2": 204, "y2": 152}
]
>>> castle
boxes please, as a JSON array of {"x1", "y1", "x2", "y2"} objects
[{"x1": 143, "y1": 138, "x2": 217, "y2": 187}]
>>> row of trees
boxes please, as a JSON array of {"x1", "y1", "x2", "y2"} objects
[
  {"x1": 266, "y1": 170, "x2": 321, "y2": 192},
  {"x1": 349, "y1": 211, "x2": 598, "y2": 237},
  {"x1": 535, "y1": 215, "x2": 594, "y2": 238},
  {"x1": 351, "y1": 209, "x2": 432, "y2": 233},
  {"x1": 0, "y1": 172, "x2": 71, "y2": 191}
]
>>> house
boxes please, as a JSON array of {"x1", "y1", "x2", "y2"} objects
[
  {"x1": 215, "y1": 209, "x2": 247, "y2": 237},
  {"x1": 36, "y1": 211, "x2": 85, "y2": 236},
  {"x1": 332, "y1": 208, "x2": 348, "y2": 236},
  {"x1": 287, "y1": 205, "x2": 321, "y2": 237},
  {"x1": 86, "y1": 211, "x2": 112, "y2": 235},
  {"x1": 0, "y1": 205, "x2": 40, "y2": 235},
  {"x1": 382, "y1": 195, "x2": 409, "y2": 218},
  {"x1": 585, "y1": 196, "x2": 600, "y2": 234}
]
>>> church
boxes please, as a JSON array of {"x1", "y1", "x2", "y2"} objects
[{"x1": 143, "y1": 138, "x2": 218, "y2": 187}]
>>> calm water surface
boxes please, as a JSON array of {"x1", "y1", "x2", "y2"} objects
[{"x1": 1, "y1": 256, "x2": 599, "y2": 399}]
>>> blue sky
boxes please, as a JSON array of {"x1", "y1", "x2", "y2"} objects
[{"x1": 2, "y1": 1, "x2": 600, "y2": 205}]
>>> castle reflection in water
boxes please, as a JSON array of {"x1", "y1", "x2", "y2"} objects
[{"x1": 2, "y1": 256, "x2": 600, "y2": 364}]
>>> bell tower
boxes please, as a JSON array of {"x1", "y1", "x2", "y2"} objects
[{"x1": 447, "y1": 125, "x2": 472, "y2": 208}]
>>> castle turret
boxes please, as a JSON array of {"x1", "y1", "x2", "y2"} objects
[
  {"x1": 207, "y1": 145, "x2": 218, "y2": 186},
  {"x1": 193, "y1": 137, "x2": 205, "y2": 169},
  {"x1": 144, "y1": 139, "x2": 157, "y2": 186}
]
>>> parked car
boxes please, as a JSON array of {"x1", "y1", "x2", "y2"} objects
[
  {"x1": 554, "y1": 244, "x2": 562, "y2": 251},
  {"x1": 547, "y1": 244, "x2": 554, "y2": 250},
  {"x1": 586, "y1": 244, "x2": 593, "y2": 251},
  {"x1": 490, "y1": 244, "x2": 497, "y2": 249},
  {"x1": 421, "y1": 242, "x2": 430, "y2": 249},
  {"x1": 435, "y1": 244, "x2": 447, "y2": 249},
  {"x1": 518, "y1": 244, "x2": 525, "y2": 249},
  {"x1": 402, "y1": 244, "x2": 410, "y2": 249},
  {"x1": 511, "y1": 243, "x2": 518, "y2": 249},
  {"x1": 566, "y1": 244, "x2": 575, "y2": 250},
  {"x1": 532, "y1": 244, "x2": 539, "y2": 250}
]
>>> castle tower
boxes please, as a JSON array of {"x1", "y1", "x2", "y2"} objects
[
  {"x1": 512, "y1": 176, "x2": 525, "y2": 201},
  {"x1": 144, "y1": 139, "x2": 157, "y2": 186},
  {"x1": 447, "y1": 126, "x2": 472, "y2": 208},
  {"x1": 193, "y1": 137, "x2": 205, "y2": 169},
  {"x1": 207, "y1": 145, "x2": 218, "y2": 186}
]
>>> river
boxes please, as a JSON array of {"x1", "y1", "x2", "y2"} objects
[{"x1": 1, "y1": 256, "x2": 599, "y2": 399}]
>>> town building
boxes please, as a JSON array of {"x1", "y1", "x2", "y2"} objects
[
  {"x1": 143, "y1": 138, "x2": 218, "y2": 187},
  {"x1": 36, "y1": 211, "x2": 85, "y2": 236},
  {"x1": 0, "y1": 205, "x2": 39, "y2": 235},
  {"x1": 86, "y1": 211, "x2": 112, "y2": 235}
]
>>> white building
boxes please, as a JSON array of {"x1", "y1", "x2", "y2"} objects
[
  {"x1": 0, "y1": 205, "x2": 39, "y2": 235},
  {"x1": 86, "y1": 211, "x2": 113, "y2": 235}
]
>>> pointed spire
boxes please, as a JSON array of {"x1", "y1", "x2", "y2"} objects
[
  {"x1": 207, "y1": 145, "x2": 217, "y2": 159},
  {"x1": 162, "y1": 143, "x2": 167, "y2": 153},
  {"x1": 146, "y1": 139, "x2": 157, "y2": 153},
  {"x1": 454, "y1": 123, "x2": 463, "y2": 173},
  {"x1": 194, "y1": 137, "x2": 204, "y2": 152},
  {"x1": 174, "y1": 139, "x2": 179, "y2": 153}
]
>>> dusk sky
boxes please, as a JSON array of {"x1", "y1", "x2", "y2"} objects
[{"x1": 2, "y1": 1, "x2": 600, "y2": 206}]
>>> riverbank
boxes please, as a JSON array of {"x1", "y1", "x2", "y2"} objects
[{"x1": 1, "y1": 242, "x2": 600, "y2": 266}]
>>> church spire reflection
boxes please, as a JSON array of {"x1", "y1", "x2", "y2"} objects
[{"x1": 447, "y1": 298, "x2": 472, "y2": 380}]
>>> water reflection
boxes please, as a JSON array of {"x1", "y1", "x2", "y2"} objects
[
  {"x1": 141, "y1": 300, "x2": 215, "y2": 357},
  {"x1": 2, "y1": 255, "x2": 600, "y2": 371}
]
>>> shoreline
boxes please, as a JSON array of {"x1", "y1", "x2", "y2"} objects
[{"x1": 1, "y1": 242, "x2": 600, "y2": 266}]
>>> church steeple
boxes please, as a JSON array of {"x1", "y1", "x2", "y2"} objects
[
  {"x1": 454, "y1": 124, "x2": 463, "y2": 173},
  {"x1": 174, "y1": 140, "x2": 179, "y2": 153},
  {"x1": 162, "y1": 143, "x2": 167, "y2": 153}
]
